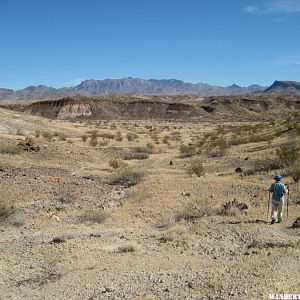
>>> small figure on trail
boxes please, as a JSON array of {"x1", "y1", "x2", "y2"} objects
[{"x1": 268, "y1": 175, "x2": 288, "y2": 224}]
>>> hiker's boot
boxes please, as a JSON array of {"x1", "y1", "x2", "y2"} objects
[{"x1": 270, "y1": 218, "x2": 275, "y2": 225}]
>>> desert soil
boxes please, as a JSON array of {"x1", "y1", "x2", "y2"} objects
[{"x1": 0, "y1": 108, "x2": 299, "y2": 300}]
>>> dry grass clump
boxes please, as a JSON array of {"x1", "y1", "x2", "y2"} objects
[
  {"x1": 174, "y1": 201, "x2": 215, "y2": 222},
  {"x1": 108, "y1": 157, "x2": 128, "y2": 169},
  {"x1": 186, "y1": 159, "x2": 205, "y2": 177},
  {"x1": 115, "y1": 244, "x2": 137, "y2": 253},
  {"x1": 89, "y1": 136, "x2": 98, "y2": 147},
  {"x1": 98, "y1": 132, "x2": 115, "y2": 139},
  {"x1": 0, "y1": 144, "x2": 22, "y2": 155},
  {"x1": 244, "y1": 158, "x2": 282, "y2": 176},
  {"x1": 78, "y1": 210, "x2": 108, "y2": 224},
  {"x1": 126, "y1": 133, "x2": 138, "y2": 142},
  {"x1": 0, "y1": 204, "x2": 16, "y2": 222},
  {"x1": 81, "y1": 134, "x2": 88, "y2": 142},
  {"x1": 133, "y1": 146, "x2": 155, "y2": 154},
  {"x1": 107, "y1": 168, "x2": 144, "y2": 187},
  {"x1": 276, "y1": 142, "x2": 300, "y2": 167},
  {"x1": 115, "y1": 131, "x2": 123, "y2": 142},
  {"x1": 122, "y1": 152, "x2": 149, "y2": 160},
  {"x1": 53, "y1": 132, "x2": 67, "y2": 141},
  {"x1": 179, "y1": 144, "x2": 199, "y2": 157},
  {"x1": 42, "y1": 131, "x2": 53, "y2": 141}
]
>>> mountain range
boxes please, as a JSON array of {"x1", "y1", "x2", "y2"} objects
[{"x1": 0, "y1": 78, "x2": 299, "y2": 100}]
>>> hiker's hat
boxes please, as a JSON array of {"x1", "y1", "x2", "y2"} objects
[{"x1": 274, "y1": 175, "x2": 282, "y2": 181}]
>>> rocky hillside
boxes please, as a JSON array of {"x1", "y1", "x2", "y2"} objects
[
  {"x1": 263, "y1": 80, "x2": 300, "y2": 95},
  {"x1": 0, "y1": 78, "x2": 266, "y2": 100},
  {"x1": 23, "y1": 94, "x2": 300, "y2": 121}
]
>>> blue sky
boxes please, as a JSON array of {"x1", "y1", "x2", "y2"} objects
[{"x1": 0, "y1": 0, "x2": 299, "y2": 89}]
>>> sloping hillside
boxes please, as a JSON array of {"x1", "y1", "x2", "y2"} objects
[{"x1": 22, "y1": 94, "x2": 300, "y2": 121}]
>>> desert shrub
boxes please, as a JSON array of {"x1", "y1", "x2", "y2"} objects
[
  {"x1": 78, "y1": 210, "x2": 108, "y2": 224},
  {"x1": 88, "y1": 130, "x2": 99, "y2": 139},
  {"x1": 122, "y1": 152, "x2": 149, "y2": 160},
  {"x1": 126, "y1": 133, "x2": 138, "y2": 142},
  {"x1": 107, "y1": 168, "x2": 144, "y2": 187},
  {"x1": 115, "y1": 244, "x2": 136, "y2": 253},
  {"x1": 108, "y1": 157, "x2": 127, "y2": 169},
  {"x1": 179, "y1": 144, "x2": 199, "y2": 158},
  {"x1": 186, "y1": 159, "x2": 205, "y2": 177},
  {"x1": 42, "y1": 131, "x2": 53, "y2": 141},
  {"x1": 146, "y1": 142, "x2": 155, "y2": 152},
  {"x1": 174, "y1": 202, "x2": 214, "y2": 222},
  {"x1": 57, "y1": 133, "x2": 67, "y2": 141},
  {"x1": 35, "y1": 130, "x2": 41, "y2": 138},
  {"x1": 291, "y1": 162, "x2": 300, "y2": 183},
  {"x1": 163, "y1": 135, "x2": 170, "y2": 144},
  {"x1": 133, "y1": 146, "x2": 154, "y2": 154},
  {"x1": 0, "y1": 204, "x2": 16, "y2": 222},
  {"x1": 0, "y1": 144, "x2": 22, "y2": 155},
  {"x1": 99, "y1": 132, "x2": 115, "y2": 139},
  {"x1": 244, "y1": 158, "x2": 282, "y2": 176},
  {"x1": 81, "y1": 134, "x2": 88, "y2": 142},
  {"x1": 89, "y1": 136, "x2": 98, "y2": 147},
  {"x1": 99, "y1": 140, "x2": 109, "y2": 146},
  {"x1": 115, "y1": 131, "x2": 123, "y2": 142},
  {"x1": 276, "y1": 144, "x2": 300, "y2": 167}
]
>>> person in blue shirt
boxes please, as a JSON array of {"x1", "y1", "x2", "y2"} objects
[{"x1": 268, "y1": 175, "x2": 288, "y2": 224}]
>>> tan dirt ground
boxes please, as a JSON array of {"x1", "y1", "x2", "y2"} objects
[{"x1": 0, "y1": 108, "x2": 299, "y2": 300}]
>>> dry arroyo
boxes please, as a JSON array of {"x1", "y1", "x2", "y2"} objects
[{"x1": 0, "y1": 101, "x2": 299, "y2": 299}]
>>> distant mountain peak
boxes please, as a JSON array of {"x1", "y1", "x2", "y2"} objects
[{"x1": 263, "y1": 80, "x2": 300, "y2": 95}]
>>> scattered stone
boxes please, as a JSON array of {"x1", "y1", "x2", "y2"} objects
[
  {"x1": 222, "y1": 199, "x2": 248, "y2": 211},
  {"x1": 291, "y1": 217, "x2": 300, "y2": 228}
]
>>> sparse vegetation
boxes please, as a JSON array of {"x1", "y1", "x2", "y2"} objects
[
  {"x1": 107, "y1": 168, "x2": 144, "y2": 187},
  {"x1": 126, "y1": 133, "x2": 138, "y2": 142},
  {"x1": 108, "y1": 157, "x2": 128, "y2": 169},
  {"x1": 0, "y1": 204, "x2": 16, "y2": 222},
  {"x1": 186, "y1": 159, "x2": 205, "y2": 177},
  {"x1": 78, "y1": 210, "x2": 108, "y2": 224},
  {"x1": 0, "y1": 144, "x2": 22, "y2": 155}
]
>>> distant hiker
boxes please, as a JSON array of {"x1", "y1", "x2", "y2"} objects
[{"x1": 268, "y1": 175, "x2": 288, "y2": 224}]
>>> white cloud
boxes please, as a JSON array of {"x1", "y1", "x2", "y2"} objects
[
  {"x1": 67, "y1": 78, "x2": 86, "y2": 86},
  {"x1": 270, "y1": 55, "x2": 300, "y2": 65},
  {"x1": 244, "y1": 5, "x2": 259, "y2": 13},
  {"x1": 245, "y1": 0, "x2": 300, "y2": 14}
]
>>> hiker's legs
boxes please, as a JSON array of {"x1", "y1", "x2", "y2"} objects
[
  {"x1": 277, "y1": 200, "x2": 284, "y2": 222},
  {"x1": 271, "y1": 200, "x2": 279, "y2": 222}
]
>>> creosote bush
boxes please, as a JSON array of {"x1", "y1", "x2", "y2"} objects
[
  {"x1": 81, "y1": 134, "x2": 88, "y2": 142},
  {"x1": 186, "y1": 159, "x2": 205, "y2": 177},
  {"x1": 126, "y1": 133, "x2": 138, "y2": 142},
  {"x1": 89, "y1": 136, "x2": 98, "y2": 147},
  {"x1": 108, "y1": 157, "x2": 128, "y2": 169},
  {"x1": 0, "y1": 204, "x2": 16, "y2": 222},
  {"x1": 276, "y1": 144, "x2": 299, "y2": 167},
  {"x1": 122, "y1": 152, "x2": 149, "y2": 160},
  {"x1": 107, "y1": 168, "x2": 144, "y2": 187}
]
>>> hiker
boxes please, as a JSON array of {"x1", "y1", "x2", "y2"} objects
[{"x1": 268, "y1": 175, "x2": 288, "y2": 224}]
